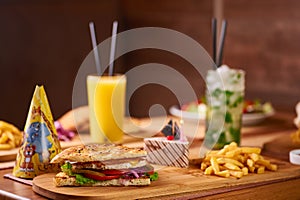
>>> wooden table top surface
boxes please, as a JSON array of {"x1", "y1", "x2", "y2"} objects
[{"x1": 0, "y1": 111, "x2": 299, "y2": 200}]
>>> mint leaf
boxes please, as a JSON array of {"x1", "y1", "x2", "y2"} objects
[
  {"x1": 212, "y1": 88, "x2": 222, "y2": 98},
  {"x1": 225, "y1": 90, "x2": 234, "y2": 105},
  {"x1": 225, "y1": 112, "x2": 233, "y2": 123},
  {"x1": 232, "y1": 96, "x2": 243, "y2": 107}
]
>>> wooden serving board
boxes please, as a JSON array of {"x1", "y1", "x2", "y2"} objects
[
  {"x1": 0, "y1": 148, "x2": 19, "y2": 162},
  {"x1": 262, "y1": 131, "x2": 300, "y2": 161},
  {"x1": 32, "y1": 159, "x2": 300, "y2": 200}
]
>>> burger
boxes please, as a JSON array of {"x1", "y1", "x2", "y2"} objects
[{"x1": 50, "y1": 143, "x2": 158, "y2": 186}]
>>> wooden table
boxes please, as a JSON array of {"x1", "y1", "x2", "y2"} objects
[{"x1": 0, "y1": 111, "x2": 299, "y2": 199}]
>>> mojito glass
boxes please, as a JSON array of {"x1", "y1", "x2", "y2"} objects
[{"x1": 204, "y1": 65, "x2": 245, "y2": 149}]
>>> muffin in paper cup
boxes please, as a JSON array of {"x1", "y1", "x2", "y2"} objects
[{"x1": 13, "y1": 85, "x2": 61, "y2": 179}]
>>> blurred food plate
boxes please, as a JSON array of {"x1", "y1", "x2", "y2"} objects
[
  {"x1": 0, "y1": 137, "x2": 84, "y2": 163},
  {"x1": 0, "y1": 147, "x2": 19, "y2": 162},
  {"x1": 169, "y1": 105, "x2": 206, "y2": 122},
  {"x1": 169, "y1": 100, "x2": 275, "y2": 126},
  {"x1": 242, "y1": 111, "x2": 275, "y2": 125}
]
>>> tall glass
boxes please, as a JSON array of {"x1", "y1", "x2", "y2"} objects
[
  {"x1": 204, "y1": 65, "x2": 245, "y2": 149},
  {"x1": 87, "y1": 74, "x2": 126, "y2": 144}
]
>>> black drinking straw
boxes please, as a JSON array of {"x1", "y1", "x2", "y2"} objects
[
  {"x1": 217, "y1": 20, "x2": 227, "y2": 67},
  {"x1": 212, "y1": 18, "x2": 217, "y2": 67},
  {"x1": 89, "y1": 22, "x2": 101, "y2": 75}
]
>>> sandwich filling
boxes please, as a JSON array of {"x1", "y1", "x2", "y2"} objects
[
  {"x1": 70, "y1": 157, "x2": 148, "y2": 170},
  {"x1": 51, "y1": 144, "x2": 158, "y2": 186},
  {"x1": 60, "y1": 161, "x2": 158, "y2": 185}
]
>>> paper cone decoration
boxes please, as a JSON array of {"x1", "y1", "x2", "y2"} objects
[{"x1": 13, "y1": 85, "x2": 61, "y2": 178}]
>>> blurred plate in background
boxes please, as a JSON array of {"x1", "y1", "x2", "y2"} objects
[{"x1": 169, "y1": 105, "x2": 275, "y2": 126}]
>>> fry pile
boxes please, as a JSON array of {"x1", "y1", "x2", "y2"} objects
[
  {"x1": 291, "y1": 129, "x2": 300, "y2": 144},
  {"x1": 0, "y1": 120, "x2": 23, "y2": 150},
  {"x1": 201, "y1": 142, "x2": 277, "y2": 178}
]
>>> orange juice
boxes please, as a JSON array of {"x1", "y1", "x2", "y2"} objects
[{"x1": 87, "y1": 75, "x2": 126, "y2": 143}]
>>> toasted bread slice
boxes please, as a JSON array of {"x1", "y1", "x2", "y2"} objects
[{"x1": 51, "y1": 144, "x2": 146, "y2": 164}]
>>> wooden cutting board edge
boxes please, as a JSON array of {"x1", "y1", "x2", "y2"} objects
[
  {"x1": 0, "y1": 148, "x2": 19, "y2": 162},
  {"x1": 262, "y1": 133, "x2": 300, "y2": 161},
  {"x1": 32, "y1": 161, "x2": 300, "y2": 200}
]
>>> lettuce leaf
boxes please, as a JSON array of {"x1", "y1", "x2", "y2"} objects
[
  {"x1": 61, "y1": 162, "x2": 97, "y2": 184},
  {"x1": 61, "y1": 162, "x2": 72, "y2": 175},
  {"x1": 148, "y1": 172, "x2": 159, "y2": 181},
  {"x1": 74, "y1": 173, "x2": 98, "y2": 185}
]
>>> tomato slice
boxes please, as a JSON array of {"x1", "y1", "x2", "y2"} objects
[
  {"x1": 80, "y1": 164, "x2": 155, "y2": 180},
  {"x1": 147, "y1": 170, "x2": 154, "y2": 175},
  {"x1": 84, "y1": 173, "x2": 120, "y2": 181}
]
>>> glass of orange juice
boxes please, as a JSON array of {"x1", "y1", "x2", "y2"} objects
[{"x1": 87, "y1": 74, "x2": 126, "y2": 143}]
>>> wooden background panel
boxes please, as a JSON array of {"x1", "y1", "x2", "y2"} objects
[
  {"x1": 0, "y1": 0, "x2": 120, "y2": 128},
  {"x1": 223, "y1": 0, "x2": 300, "y2": 112},
  {"x1": 121, "y1": 0, "x2": 213, "y2": 117},
  {"x1": 123, "y1": 49, "x2": 207, "y2": 118}
]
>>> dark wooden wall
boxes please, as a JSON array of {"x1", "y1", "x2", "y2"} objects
[
  {"x1": 0, "y1": 0, "x2": 121, "y2": 128},
  {"x1": 0, "y1": 0, "x2": 299, "y2": 128},
  {"x1": 223, "y1": 0, "x2": 300, "y2": 111},
  {"x1": 121, "y1": 0, "x2": 212, "y2": 117}
]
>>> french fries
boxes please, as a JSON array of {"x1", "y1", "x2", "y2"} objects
[
  {"x1": 201, "y1": 142, "x2": 277, "y2": 179},
  {"x1": 0, "y1": 120, "x2": 23, "y2": 150},
  {"x1": 291, "y1": 129, "x2": 300, "y2": 144}
]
